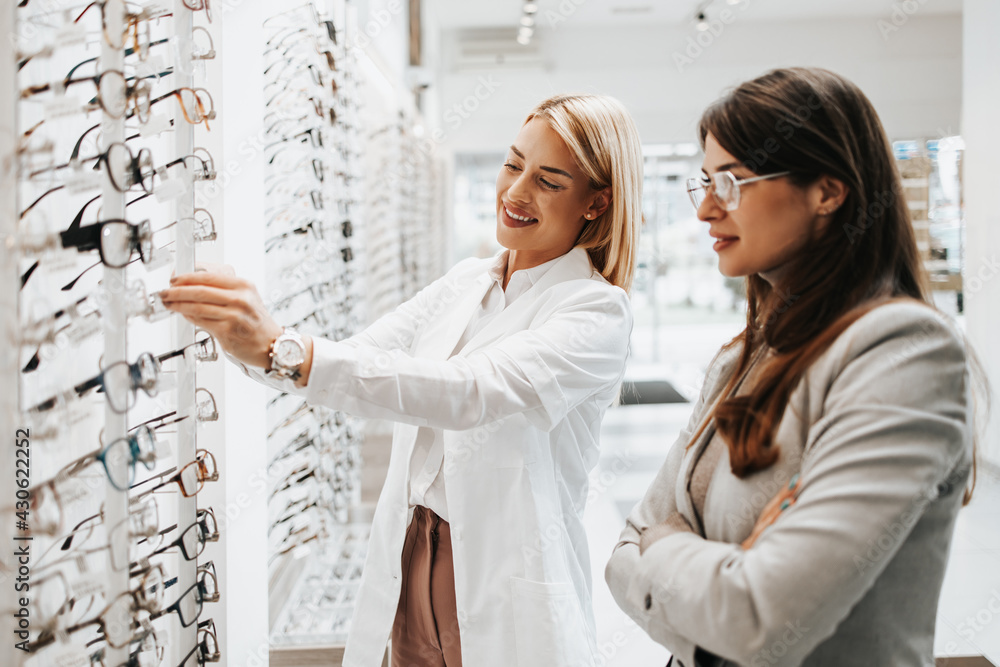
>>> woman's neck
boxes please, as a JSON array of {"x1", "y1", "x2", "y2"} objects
[{"x1": 504, "y1": 247, "x2": 569, "y2": 289}]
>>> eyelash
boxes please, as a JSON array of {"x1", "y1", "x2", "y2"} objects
[{"x1": 504, "y1": 162, "x2": 562, "y2": 191}]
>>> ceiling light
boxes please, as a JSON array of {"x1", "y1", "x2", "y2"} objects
[
  {"x1": 523, "y1": 1, "x2": 538, "y2": 14},
  {"x1": 520, "y1": 15, "x2": 535, "y2": 27},
  {"x1": 516, "y1": 33, "x2": 531, "y2": 45}
]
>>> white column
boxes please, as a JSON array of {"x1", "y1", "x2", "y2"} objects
[
  {"x1": 961, "y1": 0, "x2": 1000, "y2": 467},
  {"x1": 196, "y1": 1, "x2": 271, "y2": 664}
]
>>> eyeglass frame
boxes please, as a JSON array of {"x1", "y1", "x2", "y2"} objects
[{"x1": 686, "y1": 170, "x2": 791, "y2": 212}]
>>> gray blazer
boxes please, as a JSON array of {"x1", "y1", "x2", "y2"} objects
[{"x1": 605, "y1": 301, "x2": 973, "y2": 667}]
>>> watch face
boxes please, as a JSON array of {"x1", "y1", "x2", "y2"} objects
[{"x1": 275, "y1": 339, "x2": 306, "y2": 367}]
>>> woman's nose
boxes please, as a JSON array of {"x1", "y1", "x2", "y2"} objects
[
  {"x1": 697, "y1": 192, "x2": 724, "y2": 222},
  {"x1": 506, "y1": 172, "x2": 531, "y2": 204}
]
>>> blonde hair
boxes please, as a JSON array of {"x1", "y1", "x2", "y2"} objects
[{"x1": 525, "y1": 94, "x2": 643, "y2": 294}]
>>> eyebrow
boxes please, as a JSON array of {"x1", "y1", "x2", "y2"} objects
[
  {"x1": 701, "y1": 161, "x2": 743, "y2": 175},
  {"x1": 510, "y1": 145, "x2": 574, "y2": 180}
]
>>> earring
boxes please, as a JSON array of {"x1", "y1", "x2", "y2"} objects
[{"x1": 585, "y1": 213, "x2": 593, "y2": 220}]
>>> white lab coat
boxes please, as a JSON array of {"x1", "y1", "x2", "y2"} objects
[{"x1": 234, "y1": 247, "x2": 632, "y2": 666}]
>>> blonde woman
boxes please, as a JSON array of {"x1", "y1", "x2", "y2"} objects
[{"x1": 162, "y1": 94, "x2": 643, "y2": 667}]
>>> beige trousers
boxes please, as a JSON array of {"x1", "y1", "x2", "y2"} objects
[{"x1": 390, "y1": 506, "x2": 463, "y2": 667}]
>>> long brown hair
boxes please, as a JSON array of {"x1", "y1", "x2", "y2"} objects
[{"x1": 693, "y1": 67, "x2": 977, "y2": 502}]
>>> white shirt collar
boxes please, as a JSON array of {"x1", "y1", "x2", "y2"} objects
[{"x1": 488, "y1": 249, "x2": 564, "y2": 304}]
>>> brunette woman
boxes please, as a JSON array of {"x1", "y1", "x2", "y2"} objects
[{"x1": 606, "y1": 67, "x2": 979, "y2": 667}]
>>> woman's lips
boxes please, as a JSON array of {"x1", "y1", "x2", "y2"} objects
[
  {"x1": 501, "y1": 205, "x2": 539, "y2": 228},
  {"x1": 712, "y1": 235, "x2": 738, "y2": 252}
]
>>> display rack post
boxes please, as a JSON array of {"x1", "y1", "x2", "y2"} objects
[
  {"x1": 99, "y1": 3, "x2": 129, "y2": 664},
  {"x1": 194, "y1": 0, "x2": 272, "y2": 663},
  {"x1": 1, "y1": 1, "x2": 22, "y2": 665},
  {"x1": 171, "y1": 1, "x2": 198, "y2": 663}
]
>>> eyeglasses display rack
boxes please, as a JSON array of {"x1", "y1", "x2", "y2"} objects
[
  {"x1": 264, "y1": 2, "x2": 446, "y2": 662},
  {"x1": 2, "y1": 1, "x2": 221, "y2": 665},
  {"x1": 2, "y1": 0, "x2": 447, "y2": 665},
  {"x1": 261, "y1": 1, "x2": 366, "y2": 584}
]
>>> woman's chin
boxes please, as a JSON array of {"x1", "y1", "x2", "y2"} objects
[{"x1": 496, "y1": 224, "x2": 534, "y2": 248}]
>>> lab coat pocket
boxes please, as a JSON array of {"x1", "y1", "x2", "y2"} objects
[{"x1": 509, "y1": 577, "x2": 594, "y2": 667}]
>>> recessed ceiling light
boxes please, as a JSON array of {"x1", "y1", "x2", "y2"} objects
[{"x1": 611, "y1": 5, "x2": 653, "y2": 14}]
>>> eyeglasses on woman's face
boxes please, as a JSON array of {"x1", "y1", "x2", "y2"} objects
[{"x1": 686, "y1": 170, "x2": 791, "y2": 212}]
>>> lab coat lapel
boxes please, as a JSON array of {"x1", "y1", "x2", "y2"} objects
[
  {"x1": 458, "y1": 247, "x2": 594, "y2": 355},
  {"x1": 417, "y1": 270, "x2": 493, "y2": 360}
]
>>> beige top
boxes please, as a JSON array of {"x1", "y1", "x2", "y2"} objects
[{"x1": 688, "y1": 346, "x2": 771, "y2": 529}]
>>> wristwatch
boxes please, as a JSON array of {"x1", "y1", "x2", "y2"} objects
[{"x1": 266, "y1": 328, "x2": 306, "y2": 380}]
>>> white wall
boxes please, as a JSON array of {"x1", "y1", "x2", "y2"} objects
[
  {"x1": 352, "y1": 0, "x2": 412, "y2": 87},
  {"x1": 431, "y1": 14, "x2": 962, "y2": 152},
  {"x1": 962, "y1": 0, "x2": 1000, "y2": 468}
]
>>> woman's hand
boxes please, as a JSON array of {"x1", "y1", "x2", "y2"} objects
[
  {"x1": 741, "y1": 473, "x2": 800, "y2": 550},
  {"x1": 158, "y1": 263, "x2": 284, "y2": 370}
]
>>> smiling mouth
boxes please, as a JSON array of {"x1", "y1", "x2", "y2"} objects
[{"x1": 502, "y1": 205, "x2": 539, "y2": 227}]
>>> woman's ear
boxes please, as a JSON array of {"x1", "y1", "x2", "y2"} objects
[
  {"x1": 585, "y1": 188, "x2": 612, "y2": 220},
  {"x1": 814, "y1": 176, "x2": 848, "y2": 216}
]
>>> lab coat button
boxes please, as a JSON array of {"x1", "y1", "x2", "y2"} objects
[{"x1": 644, "y1": 593, "x2": 653, "y2": 610}]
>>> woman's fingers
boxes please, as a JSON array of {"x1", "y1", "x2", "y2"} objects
[
  {"x1": 163, "y1": 301, "x2": 232, "y2": 321},
  {"x1": 170, "y1": 270, "x2": 246, "y2": 289},
  {"x1": 160, "y1": 284, "x2": 240, "y2": 308},
  {"x1": 160, "y1": 267, "x2": 280, "y2": 370},
  {"x1": 193, "y1": 261, "x2": 237, "y2": 276},
  {"x1": 741, "y1": 475, "x2": 801, "y2": 549}
]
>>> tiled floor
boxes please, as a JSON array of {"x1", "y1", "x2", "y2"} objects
[{"x1": 585, "y1": 401, "x2": 1000, "y2": 665}]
